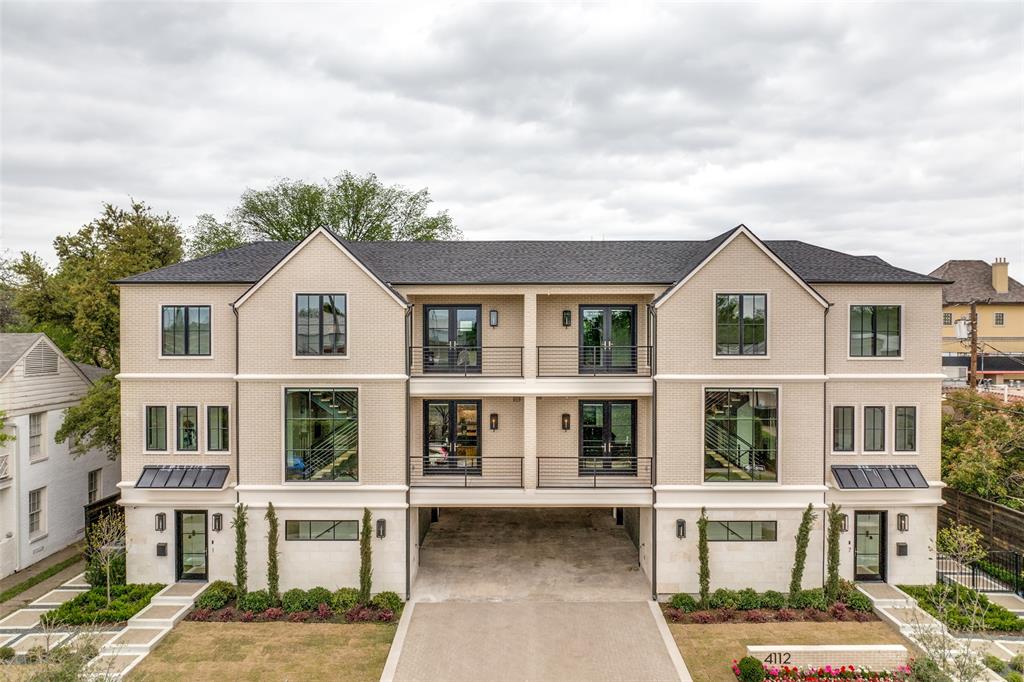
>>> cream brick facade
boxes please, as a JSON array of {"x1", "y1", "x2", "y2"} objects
[{"x1": 117, "y1": 226, "x2": 943, "y2": 598}]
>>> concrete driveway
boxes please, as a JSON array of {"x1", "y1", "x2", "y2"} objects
[
  {"x1": 387, "y1": 601, "x2": 687, "y2": 682},
  {"x1": 413, "y1": 507, "x2": 650, "y2": 602}
]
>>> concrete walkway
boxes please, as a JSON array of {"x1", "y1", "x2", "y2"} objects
[
  {"x1": 0, "y1": 543, "x2": 85, "y2": 618},
  {"x1": 388, "y1": 601, "x2": 686, "y2": 682}
]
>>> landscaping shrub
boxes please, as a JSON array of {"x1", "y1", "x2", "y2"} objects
[
  {"x1": 983, "y1": 654, "x2": 1005, "y2": 672},
  {"x1": 233, "y1": 504, "x2": 248, "y2": 595},
  {"x1": 909, "y1": 657, "x2": 952, "y2": 682},
  {"x1": 853, "y1": 611, "x2": 873, "y2": 622},
  {"x1": 237, "y1": 589, "x2": 273, "y2": 613},
  {"x1": 307, "y1": 587, "x2": 333, "y2": 609},
  {"x1": 709, "y1": 588, "x2": 739, "y2": 609},
  {"x1": 842, "y1": 590, "x2": 873, "y2": 612},
  {"x1": 359, "y1": 508, "x2": 373, "y2": 604},
  {"x1": 737, "y1": 588, "x2": 760, "y2": 611},
  {"x1": 0, "y1": 646, "x2": 14, "y2": 661},
  {"x1": 281, "y1": 588, "x2": 308, "y2": 613},
  {"x1": 188, "y1": 608, "x2": 212, "y2": 622},
  {"x1": 240, "y1": 610, "x2": 255, "y2": 623},
  {"x1": 195, "y1": 580, "x2": 237, "y2": 610},
  {"x1": 669, "y1": 593, "x2": 699, "y2": 613},
  {"x1": 744, "y1": 609, "x2": 771, "y2": 623},
  {"x1": 776, "y1": 608, "x2": 796, "y2": 622},
  {"x1": 736, "y1": 656, "x2": 766, "y2": 682},
  {"x1": 85, "y1": 552, "x2": 126, "y2": 589},
  {"x1": 808, "y1": 608, "x2": 830, "y2": 622},
  {"x1": 690, "y1": 611, "x2": 715, "y2": 624},
  {"x1": 316, "y1": 603, "x2": 333, "y2": 620},
  {"x1": 345, "y1": 605, "x2": 378, "y2": 623},
  {"x1": 759, "y1": 590, "x2": 786, "y2": 610},
  {"x1": 698, "y1": 508, "x2": 710, "y2": 607},
  {"x1": 1007, "y1": 673, "x2": 1023, "y2": 682},
  {"x1": 41, "y1": 583, "x2": 163, "y2": 626},
  {"x1": 827, "y1": 602, "x2": 849, "y2": 621},
  {"x1": 717, "y1": 608, "x2": 737, "y2": 623},
  {"x1": 377, "y1": 608, "x2": 395, "y2": 623},
  {"x1": 371, "y1": 591, "x2": 403, "y2": 613},
  {"x1": 789, "y1": 503, "x2": 816, "y2": 595},
  {"x1": 898, "y1": 583, "x2": 1024, "y2": 632},
  {"x1": 262, "y1": 607, "x2": 284, "y2": 621},
  {"x1": 789, "y1": 588, "x2": 825, "y2": 610},
  {"x1": 333, "y1": 587, "x2": 360, "y2": 610},
  {"x1": 825, "y1": 503, "x2": 842, "y2": 602},
  {"x1": 1011, "y1": 654, "x2": 1024, "y2": 673},
  {"x1": 664, "y1": 607, "x2": 684, "y2": 623},
  {"x1": 265, "y1": 502, "x2": 280, "y2": 602},
  {"x1": 217, "y1": 607, "x2": 236, "y2": 622},
  {"x1": 288, "y1": 610, "x2": 311, "y2": 623}
]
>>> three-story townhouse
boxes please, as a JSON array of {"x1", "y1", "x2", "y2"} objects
[{"x1": 116, "y1": 224, "x2": 945, "y2": 598}]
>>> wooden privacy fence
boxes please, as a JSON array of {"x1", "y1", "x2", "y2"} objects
[{"x1": 939, "y1": 487, "x2": 1024, "y2": 555}]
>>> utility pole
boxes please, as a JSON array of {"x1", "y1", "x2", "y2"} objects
[{"x1": 968, "y1": 300, "x2": 979, "y2": 389}]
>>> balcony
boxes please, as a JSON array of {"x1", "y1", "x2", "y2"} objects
[
  {"x1": 409, "y1": 346, "x2": 523, "y2": 378},
  {"x1": 537, "y1": 346, "x2": 652, "y2": 377},
  {"x1": 410, "y1": 455, "x2": 524, "y2": 488},
  {"x1": 536, "y1": 457, "x2": 653, "y2": 488},
  {"x1": 0, "y1": 453, "x2": 8, "y2": 480}
]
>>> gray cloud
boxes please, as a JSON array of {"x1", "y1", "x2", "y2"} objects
[{"x1": 1, "y1": 2, "x2": 1021, "y2": 278}]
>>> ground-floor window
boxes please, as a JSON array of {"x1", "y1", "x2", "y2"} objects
[
  {"x1": 88, "y1": 469, "x2": 102, "y2": 503},
  {"x1": 706, "y1": 520, "x2": 777, "y2": 541},
  {"x1": 28, "y1": 487, "x2": 46, "y2": 537},
  {"x1": 285, "y1": 519, "x2": 359, "y2": 541}
]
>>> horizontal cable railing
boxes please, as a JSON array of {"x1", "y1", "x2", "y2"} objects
[
  {"x1": 537, "y1": 346, "x2": 652, "y2": 377},
  {"x1": 409, "y1": 346, "x2": 523, "y2": 377},
  {"x1": 410, "y1": 456, "x2": 524, "y2": 488},
  {"x1": 537, "y1": 457, "x2": 653, "y2": 488}
]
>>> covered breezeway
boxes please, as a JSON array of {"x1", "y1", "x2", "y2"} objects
[{"x1": 411, "y1": 507, "x2": 651, "y2": 602}]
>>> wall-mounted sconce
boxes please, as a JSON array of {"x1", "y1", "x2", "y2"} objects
[
  {"x1": 562, "y1": 310, "x2": 572, "y2": 327},
  {"x1": 897, "y1": 513, "x2": 909, "y2": 532},
  {"x1": 212, "y1": 513, "x2": 223, "y2": 532},
  {"x1": 376, "y1": 518, "x2": 386, "y2": 539},
  {"x1": 489, "y1": 413, "x2": 499, "y2": 430},
  {"x1": 155, "y1": 512, "x2": 166, "y2": 533},
  {"x1": 561, "y1": 413, "x2": 571, "y2": 430},
  {"x1": 676, "y1": 519, "x2": 686, "y2": 539},
  {"x1": 839, "y1": 513, "x2": 849, "y2": 533},
  {"x1": 489, "y1": 309, "x2": 499, "y2": 327}
]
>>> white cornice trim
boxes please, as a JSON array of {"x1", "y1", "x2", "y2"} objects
[
  {"x1": 237, "y1": 374, "x2": 408, "y2": 382},
  {"x1": 655, "y1": 484, "x2": 828, "y2": 492},
  {"x1": 117, "y1": 373, "x2": 236, "y2": 381},
  {"x1": 234, "y1": 484, "x2": 408, "y2": 492},
  {"x1": 828, "y1": 373, "x2": 946, "y2": 381},
  {"x1": 655, "y1": 374, "x2": 827, "y2": 382}
]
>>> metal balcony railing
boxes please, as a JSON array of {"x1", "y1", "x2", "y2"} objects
[
  {"x1": 537, "y1": 346, "x2": 652, "y2": 377},
  {"x1": 410, "y1": 455, "x2": 524, "y2": 488},
  {"x1": 536, "y1": 457, "x2": 653, "y2": 488},
  {"x1": 0, "y1": 454, "x2": 9, "y2": 480},
  {"x1": 409, "y1": 346, "x2": 523, "y2": 377}
]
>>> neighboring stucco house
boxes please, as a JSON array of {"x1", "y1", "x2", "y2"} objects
[
  {"x1": 115, "y1": 224, "x2": 945, "y2": 597},
  {"x1": 0, "y1": 333, "x2": 121, "y2": 578}
]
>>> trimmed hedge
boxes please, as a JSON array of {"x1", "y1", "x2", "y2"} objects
[
  {"x1": 789, "y1": 589, "x2": 826, "y2": 611},
  {"x1": 41, "y1": 584, "x2": 163, "y2": 626},
  {"x1": 898, "y1": 583, "x2": 1024, "y2": 632},
  {"x1": 371, "y1": 591, "x2": 403, "y2": 613},
  {"x1": 195, "y1": 580, "x2": 237, "y2": 610},
  {"x1": 333, "y1": 587, "x2": 360, "y2": 611},
  {"x1": 669, "y1": 593, "x2": 699, "y2": 612},
  {"x1": 237, "y1": 590, "x2": 273, "y2": 613}
]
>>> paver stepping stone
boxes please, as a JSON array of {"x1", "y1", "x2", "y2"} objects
[
  {"x1": 109, "y1": 627, "x2": 166, "y2": 647},
  {"x1": 0, "y1": 608, "x2": 48, "y2": 629},
  {"x1": 996, "y1": 640, "x2": 1024, "y2": 656},
  {"x1": 0, "y1": 633, "x2": 17, "y2": 647},
  {"x1": 987, "y1": 593, "x2": 1024, "y2": 613},
  {"x1": 87, "y1": 652, "x2": 145, "y2": 676},
  {"x1": 30, "y1": 588, "x2": 87, "y2": 607},
  {"x1": 11, "y1": 632, "x2": 70, "y2": 656},
  {"x1": 66, "y1": 631, "x2": 121, "y2": 649},
  {"x1": 61, "y1": 573, "x2": 90, "y2": 589},
  {"x1": 158, "y1": 582, "x2": 206, "y2": 599}
]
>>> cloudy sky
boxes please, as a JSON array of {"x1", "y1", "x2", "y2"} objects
[{"x1": 2, "y1": 2, "x2": 1021, "y2": 278}]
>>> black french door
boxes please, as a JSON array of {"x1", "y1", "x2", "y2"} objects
[
  {"x1": 423, "y1": 306, "x2": 481, "y2": 373},
  {"x1": 579, "y1": 305, "x2": 637, "y2": 373},
  {"x1": 176, "y1": 511, "x2": 208, "y2": 582},
  {"x1": 854, "y1": 511, "x2": 887, "y2": 582},
  {"x1": 423, "y1": 400, "x2": 482, "y2": 474},
  {"x1": 579, "y1": 400, "x2": 637, "y2": 475}
]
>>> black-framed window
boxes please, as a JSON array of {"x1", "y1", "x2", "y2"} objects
[
  {"x1": 707, "y1": 520, "x2": 777, "y2": 542},
  {"x1": 864, "y1": 406, "x2": 885, "y2": 452},
  {"x1": 285, "y1": 520, "x2": 359, "y2": 541},
  {"x1": 704, "y1": 388, "x2": 777, "y2": 482},
  {"x1": 715, "y1": 294, "x2": 767, "y2": 356},
  {"x1": 207, "y1": 406, "x2": 229, "y2": 452},
  {"x1": 176, "y1": 406, "x2": 198, "y2": 451},
  {"x1": 895, "y1": 406, "x2": 916, "y2": 452},
  {"x1": 161, "y1": 305, "x2": 210, "y2": 356},
  {"x1": 995, "y1": 312, "x2": 1005, "y2": 326},
  {"x1": 285, "y1": 388, "x2": 358, "y2": 482},
  {"x1": 833, "y1": 406, "x2": 855, "y2": 452},
  {"x1": 943, "y1": 313, "x2": 952, "y2": 326},
  {"x1": 145, "y1": 406, "x2": 167, "y2": 451},
  {"x1": 850, "y1": 305, "x2": 901, "y2": 357},
  {"x1": 296, "y1": 294, "x2": 347, "y2": 356}
]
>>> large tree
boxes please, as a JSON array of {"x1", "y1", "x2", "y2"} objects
[{"x1": 185, "y1": 171, "x2": 460, "y2": 257}]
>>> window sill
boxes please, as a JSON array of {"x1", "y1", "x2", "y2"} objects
[
  {"x1": 29, "y1": 456, "x2": 49, "y2": 465},
  {"x1": 29, "y1": 533, "x2": 48, "y2": 544}
]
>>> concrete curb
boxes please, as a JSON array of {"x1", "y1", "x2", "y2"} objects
[
  {"x1": 648, "y1": 600, "x2": 693, "y2": 682},
  {"x1": 379, "y1": 600, "x2": 416, "y2": 682}
]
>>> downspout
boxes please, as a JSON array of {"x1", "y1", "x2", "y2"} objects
[
  {"x1": 232, "y1": 304, "x2": 240, "y2": 506},
  {"x1": 404, "y1": 304, "x2": 413, "y2": 601},
  {"x1": 648, "y1": 302, "x2": 658, "y2": 601},
  {"x1": 821, "y1": 302, "x2": 831, "y2": 587}
]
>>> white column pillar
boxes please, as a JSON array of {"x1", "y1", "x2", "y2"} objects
[{"x1": 522, "y1": 395, "x2": 537, "y2": 489}]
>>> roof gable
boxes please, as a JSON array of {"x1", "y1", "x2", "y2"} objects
[
  {"x1": 929, "y1": 260, "x2": 1024, "y2": 304},
  {"x1": 0, "y1": 333, "x2": 97, "y2": 386}
]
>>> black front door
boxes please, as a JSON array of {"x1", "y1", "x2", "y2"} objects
[
  {"x1": 176, "y1": 511, "x2": 208, "y2": 582},
  {"x1": 579, "y1": 400, "x2": 637, "y2": 475},
  {"x1": 424, "y1": 400, "x2": 482, "y2": 474},
  {"x1": 423, "y1": 306, "x2": 481, "y2": 373},
  {"x1": 854, "y1": 511, "x2": 887, "y2": 582},
  {"x1": 579, "y1": 305, "x2": 637, "y2": 373}
]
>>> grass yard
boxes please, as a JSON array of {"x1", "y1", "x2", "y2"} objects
[
  {"x1": 670, "y1": 621, "x2": 911, "y2": 682},
  {"x1": 128, "y1": 621, "x2": 395, "y2": 682}
]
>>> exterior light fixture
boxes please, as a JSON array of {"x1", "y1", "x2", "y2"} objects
[
  {"x1": 561, "y1": 413, "x2": 571, "y2": 430},
  {"x1": 839, "y1": 513, "x2": 849, "y2": 533},
  {"x1": 489, "y1": 413, "x2": 499, "y2": 430},
  {"x1": 212, "y1": 513, "x2": 223, "y2": 532},
  {"x1": 155, "y1": 512, "x2": 166, "y2": 532},
  {"x1": 562, "y1": 310, "x2": 571, "y2": 327},
  {"x1": 676, "y1": 519, "x2": 686, "y2": 539},
  {"x1": 897, "y1": 513, "x2": 909, "y2": 532},
  {"x1": 376, "y1": 518, "x2": 386, "y2": 539},
  {"x1": 489, "y1": 309, "x2": 498, "y2": 327}
]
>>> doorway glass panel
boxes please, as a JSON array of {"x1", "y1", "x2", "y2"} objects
[
  {"x1": 178, "y1": 512, "x2": 207, "y2": 581},
  {"x1": 579, "y1": 306, "x2": 636, "y2": 373},
  {"x1": 424, "y1": 400, "x2": 481, "y2": 474},
  {"x1": 423, "y1": 306, "x2": 480, "y2": 372},
  {"x1": 579, "y1": 401, "x2": 637, "y2": 474},
  {"x1": 855, "y1": 511, "x2": 886, "y2": 582}
]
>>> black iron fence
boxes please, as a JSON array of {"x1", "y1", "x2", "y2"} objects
[
  {"x1": 537, "y1": 457, "x2": 653, "y2": 488},
  {"x1": 936, "y1": 551, "x2": 1023, "y2": 595},
  {"x1": 408, "y1": 346, "x2": 523, "y2": 377},
  {"x1": 537, "y1": 346, "x2": 653, "y2": 377},
  {"x1": 410, "y1": 456, "x2": 523, "y2": 488}
]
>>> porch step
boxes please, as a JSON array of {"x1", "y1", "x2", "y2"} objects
[
  {"x1": 149, "y1": 582, "x2": 207, "y2": 606},
  {"x1": 855, "y1": 582, "x2": 916, "y2": 608},
  {"x1": 128, "y1": 602, "x2": 191, "y2": 628},
  {"x1": 101, "y1": 626, "x2": 171, "y2": 656}
]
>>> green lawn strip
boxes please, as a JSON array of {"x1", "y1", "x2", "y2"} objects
[
  {"x1": 41, "y1": 583, "x2": 164, "y2": 626},
  {"x1": 0, "y1": 553, "x2": 83, "y2": 604},
  {"x1": 898, "y1": 583, "x2": 1024, "y2": 633}
]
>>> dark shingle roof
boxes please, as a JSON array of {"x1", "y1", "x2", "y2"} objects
[
  {"x1": 116, "y1": 228, "x2": 943, "y2": 287},
  {"x1": 74, "y1": 362, "x2": 110, "y2": 384},
  {"x1": 928, "y1": 260, "x2": 1024, "y2": 304}
]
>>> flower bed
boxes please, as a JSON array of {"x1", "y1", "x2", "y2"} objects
[
  {"x1": 664, "y1": 584, "x2": 875, "y2": 625},
  {"x1": 731, "y1": 658, "x2": 912, "y2": 682},
  {"x1": 41, "y1": 583, "x2": 164, "y2": 626},
  {"x1": 187, "y1": 583, "x2": 402, "y2": 625}
]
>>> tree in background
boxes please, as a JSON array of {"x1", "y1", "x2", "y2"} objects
[
  {"x1": 183, "y1": 214, "x2": 248, "y2": 260},
  {"x1": 265, "y1": 502, "x2": 280, "y2": 603},
  {"x1": 697, "y1": 508, "x2": 710, "y2": 607},
  {"x1": 55, "y1": 375, "x2": 120, "y2": 460},
  {"x1": 359, "y1": 508, "x2": 373, "y2": 604},
  {"x1": 825, "y1": 504, "x2": 843, "y2": 603},
  {"x1": 789, "y1": 503, "x2": 817, "y2": 595},
  {"x1": 233, "y1": 504, "x2": 249, "y2": 595}
]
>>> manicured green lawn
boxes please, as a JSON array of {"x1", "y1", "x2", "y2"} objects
[{"x1": 0, "y1": 554, "x2": 82, "y2": 604}]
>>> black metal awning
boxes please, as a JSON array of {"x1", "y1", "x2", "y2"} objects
[
  {"x1": 831, "y1": 464, "x2": 928, "y2": 490},
  {"x1": 136, "y1": 465, "x2": 229, "y2": 489}
]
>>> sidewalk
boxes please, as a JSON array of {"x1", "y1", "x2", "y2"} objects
[{"x1": 0, "y1": 543, "x2": 85, "y2": 618}]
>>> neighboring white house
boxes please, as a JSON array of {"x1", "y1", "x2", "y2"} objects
[{"x1": 0, "y1": 333, "x2": 120, "y2": 579}]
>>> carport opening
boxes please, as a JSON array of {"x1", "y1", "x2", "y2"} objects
[{"x1": 413, "y1": 507, "x2": 650, "y2": 602}]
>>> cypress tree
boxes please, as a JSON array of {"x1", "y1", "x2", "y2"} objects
[
  {"x1": 789, "y1": 503, "x2": 817, "y2": 595},
  {"x1": 697, "y1": 507, "x2": 710, "y2": 608},
  {"x1": 359, "y1": 508, "x2": 373, "y2": 604},
  {"x1": 232, "y1": 503, "x2": 248, "y2": 595},
  {"x1": 825, "y1": 503, "x2": 843, "y2": 603},
  {"x1": 265, "y1": 502, "x2": 280, "y2": 602}
]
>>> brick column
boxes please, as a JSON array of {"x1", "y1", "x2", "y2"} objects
[
  {"x1": 523, "y1": 395, "x2": 537, "y2": 489},
  {"x1": 522, "y1": 292, "x2": 537, "y2": 379}
]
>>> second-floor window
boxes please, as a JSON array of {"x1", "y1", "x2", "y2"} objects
[
  {"x1": 162, "y1": 305, "x2": 211, "y2": 356},
  {"x1": 29, "y1": 412, "x2": 45, "y2": 461},
  {"x1": 995, "y1": 312, "x2": 1005, "y2": 326},
  {"x1": 943, "y1": 313, "x2": 952, "y2": 326},
  {"x1": 895, "y1": 406, "x2": 917, "y2": 452},
  {"x1": 850, "y1": 305, "x2": 901, "y2": 357},
  {"x1": 207, "y1": 406, "x2": 229, "y2": 452},
  {"x1": 296, "y1": 294, "x2": 347, "y2": 356},
  {"x1": 284, "y1": 388, "x2": 358, "y2": 482},
  {"x1": 146, "y1": 406, "x2": 167, "y2": 451},
  {"x1": 704, "y1": 388, "x2": 777, "y2": 482},
  {"x1": 864, "y1": 406, "x2": 885, "y2": 451},
  {"x1": 176, "y1": 406, "x2": 198, "y2": 451},
  {"x1": 833, "y1": 406, "x2": 854, "y2": 452},
  {"x1": 715, "y1": 294, "x2": 767, "y2": 356}
]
